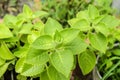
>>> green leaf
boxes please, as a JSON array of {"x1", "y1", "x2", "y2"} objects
[
  {"x1": 19, "y1": 23, "x2": 33, "y2": 34},
  {"x1": 64, "y1": 36, "x2": 88, "y2": 55},
  {"x1": 54, "y1": 30, "x2": 62, "y2": 43},
  {"x1": 112, "y1": 49, "x2": 120, "y2": 56},
  {"x1": 60, "y1": 28, "x2": 80, "y2": 43},
  {"x1": 32, "y1": 35, "x2": 55, "y2": 50},
  {"x1": 23, "y1": 5, "x2": 33, "y2": 17},
  {"x1": 50, "y1": 49, "x2": 74, "y2": 77},
  {"x1": 78, "y1": 50, "x2": 96, "y2": 75},
  {"x1": 26, "y1": 48, "x2": 49, "y2": 65},
  {"x1": 101, "y1": 15, "x2": 119, "y2": 28},
  {"x1": 0, "y1": 24, "x2": 13, "y2": 39},
  {"x1": 15, "y1": 57, "x2": 26, "y2": 73},
  {"x1": 71, "y1": 19, "x2": 90, "y2": 31},
  {"x1": 76, "y1": 10, "x2": 89, "y2": 20},
  {"x1": 40, "y1": 71, "x2": 50, "y2": 80},
  {"x1": 21, "y1": 63, "x2": 44, "y2": 76},
  {"x1": 44, "y1": 18, "x2": 63, "y2": 36},
  {"x1": 0, "y1": 57, "x2": 5, "y2": 66},
  {"x1": 88, "y1": 5, "x2": 99, "y2": 20},
  {"x1": 33, "y1": 11, "x2": 48, "y2": 18},
  {"x1": 47, "y1": 66, "x2": 69, "y2": 80},
  {"x1": 0, "y1": 63, "x2": 10, "y2": 78},
  {"x1": 95, "y1": 23, "x2": 110, "y2": 37},
  {"x1": 0, "y1": 42, "x2": 15, "y2": 60},
  {"x1": 89, "y1": 33, "x2": 107, "y2": 53}
]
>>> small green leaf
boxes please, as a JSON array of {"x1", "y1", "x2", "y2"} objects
[
  {"x1": 105, "y1": 60, "x2": 113, "y2": 70},
  {"x1": 21, "y1": 63, "x2": 44, "y2": 76},
  {"x1": 112, "y1": 49, "x2": 120, "y2": 56},
  {"x1": 0, "y1": 57, "x2": 5, "y2": 66},
  {"x1": 23, "y1": 5, "x2": 33, "y2": 17},
  {"x1": 54, "y1": 30, "x2": 62, "y2": 43},
  {"x1": 50, "y1": 49, "x2": 74, "y2": 77},
  {"x1": 44, "y1": 18, "x2": 63, "y2": 36},
  {"x1": 64, "y1": 36, "x2": 88, "y2": 55},
  {"x1": 33, "y1": 11, "x2": 48, "y2": 18},
  {"x1": 89, "y1": 33, "x2": 107, "y2": 53},
  {"x1": 26, "y1": 48, "x2": 49, "y2": 65},
  {"x1": 60, "y1": 28, "x2": 80, "y2": 43},
  {"x1": 0, "y1": 63, "x2": 10, "y2": 78},
  {"x1": 32, "y1": 35, "x2": 55, "y2": 50},
  {"x1": 0, "y1": 24, "x2": 13, "y2": 39},
  {"x1": 47, "y1": 66, "x2": 69, "y2": 80},
  {"x1": 0, "y1": 42, "x2": 15, "y2": 60},
  {"x1": 88, "y1": 5, "x2": 99, "y2": 20},
  {"x1": 78, "y1": 50, "x2": 96, "y2": 75},
  {"x1": 76, "y1": 10, "x2": 89, "y2": 20}
]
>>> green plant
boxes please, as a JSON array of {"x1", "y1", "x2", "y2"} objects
[{"x1": 0, "y1": 4, "x2": 120, "y2": 80}]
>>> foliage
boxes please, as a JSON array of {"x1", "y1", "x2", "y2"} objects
[{"x1": 0, "y1": 4, "x2": 120, "y2": 80}]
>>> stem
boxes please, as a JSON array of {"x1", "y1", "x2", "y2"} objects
[
  {"x1": 101, "y1": 61, "x2": 120, "y2": 80},
  {"x1": 11, "y1": 70, "x2": 14, "y2": 80}
]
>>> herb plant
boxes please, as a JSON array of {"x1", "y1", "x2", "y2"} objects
[{"x1": 0, "y1": 4, "x2": 120, "y2": 80}]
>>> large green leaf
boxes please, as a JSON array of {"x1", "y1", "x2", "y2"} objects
[
  {"x1": 89, "y1": 33, "x2": 107, "y2": 53},
  {"x1": 0, "y1": 63, "x2": 10, "y2": 78},
  {"x1": 21, "y1": 63, "x2": 44, "y2": 76},
  {"x1": 78, "y1": 50, "x2": 96, "y2": 75},
  {"x1": 60, "y1": 28, "x2": 80, "y2": 43},
  {"x1": 0, "y1": 24, "x2": 13, "y2": 39},
  {"x1": 71, "y1": 19, "x2": 90, "y2": 31},
  {"x1": 44, "y1": 18, "x2": 63, "y2": 35},
  {"x1": 47, "y1": 66, "x2": 69, "y2": 80},
  {"x1": 50, "y1": 49, "x2": 74, "y2": 77},
  {"x1": 26, "y1": 48, "x2": 49, "y2": 65},
  {"x1": 0, "y1": 42, "x2": 15, "y2": 60},
  {"x1": 64, "y1": 36, "x2": 88, "y2": 55},
  {"x1": 32, "y1": 35, "x2": 55, "y2": 50},
  {"x1": 88, "y1": 5, "x2": 99, "y2": 20}
]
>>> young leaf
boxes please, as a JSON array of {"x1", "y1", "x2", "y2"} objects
[
  {"x1": 21, "y1": 63, "x2": 44, "y2": 76},
  {"x1": 32, "y1": 35, "x2": 55, "y2": 50},
  {"x1": 33, "y1": 11, "x2": 48, "y2": 18},
  {"x1": 0, "y1": 63, "x2": 10, "y2": 78},
  {"x1": 26, "y1": 48, "x2": 49, "y2": 65},
  {"x1": 47, "y1": 66, "x2": 69, "y2": 80},
  {"x1": 54, "y1": 30, "x2": 62, "y2": 43},
  {"x1": 88, "y1": 5, "x2": 99, "y2": 20},
  {"x1": 23, "y1": 5, "x2": 33, "y2": 17},
  {"x1": 0, "y1": 42, "x2": 15, "y2": 60},
  {"x1": 89, "y1": 33, "x2": 107, "y2": 53},
  {"x1": 44, "y1": 18, "x2": 63, "y2": 36},
  {"x1": 112, "y1": 49, "x2": 120, "y2": 56},
  {"x1": 0, "y1": 24, "x2": 13, "y2": 39},
  {"x1": 50, "y1": 49, "x2": 74, "y2": 77},
  {"x1": 78, "y1": 50, "x2": 96, "y2": 75},
  {"x1": 64, "y1": 36, "x2": 88, "y2": 55},
  {"x1": 76, "y1": 10, "x2": 89, "y2": 20},
  {"x1": 60, "y1": 28, "x2": 80, "y2": 43}
]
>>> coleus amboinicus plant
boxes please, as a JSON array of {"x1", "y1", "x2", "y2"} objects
[{"x1": 0, "y1": 4, "x2": 120, "y2": 80}]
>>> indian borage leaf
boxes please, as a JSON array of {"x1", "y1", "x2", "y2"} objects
[
  {"x1": 0, "y1": 24, "x2": 13, "y2": 39},
  {"x1": 32, "y1": 35, "x2": 55, "y2": 50},
  {"x1": 23, "y1": 5, "x2": 33, "y2": 17},
  {"x1": 88, "y1": 5, "x2": 99, "y2": 20},
  {"x1": 44, "y1": 18, "x2": 63, "y2": 36},
  {"x1": 0, "y1": 42, "x2": 15, "y2": 60},
  {"x1": 78, "y1": 50, "x2": 96, "y2": 75},
  {"x1": 60, "y1": 28, "x2": 80, "y2": 43},
  {"x1": 0, "y1": 57, "x2": 5, "y2": 66},
  {"x1": 0, "y1": 63, "x2": 10, "y2": 78},
  {"x1": 21, "y1": 63, "x2": 44, "y2": 76},
  {"x1": 64, "y1": 36, "x2": 88, "y2": 55},
  {"x1": 89, "y1": 33, "x2": 107, "y2": 53},
  {"x1": 50, "y1": 49, "x2": 74, "y2": 77},
  {"x1": 54, "y1": 30, "x2": 62, "y2": 43},
  {"x1": 47, "y1": 66, "x2": 69, "y2": 80},
  {"x1": 26, "y1": 47, "x2": 49, "y2": 65},
  {"x1": 40, "y1": 70, "x2": 50, "y2": 80}
]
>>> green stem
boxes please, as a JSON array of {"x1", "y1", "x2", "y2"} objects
[
  {"x1": 101, "y1": 61, "x2": 120, "y2": 80},
  {"x1": 11, "y1": 70, "x2": 14, "y2": 80}
]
